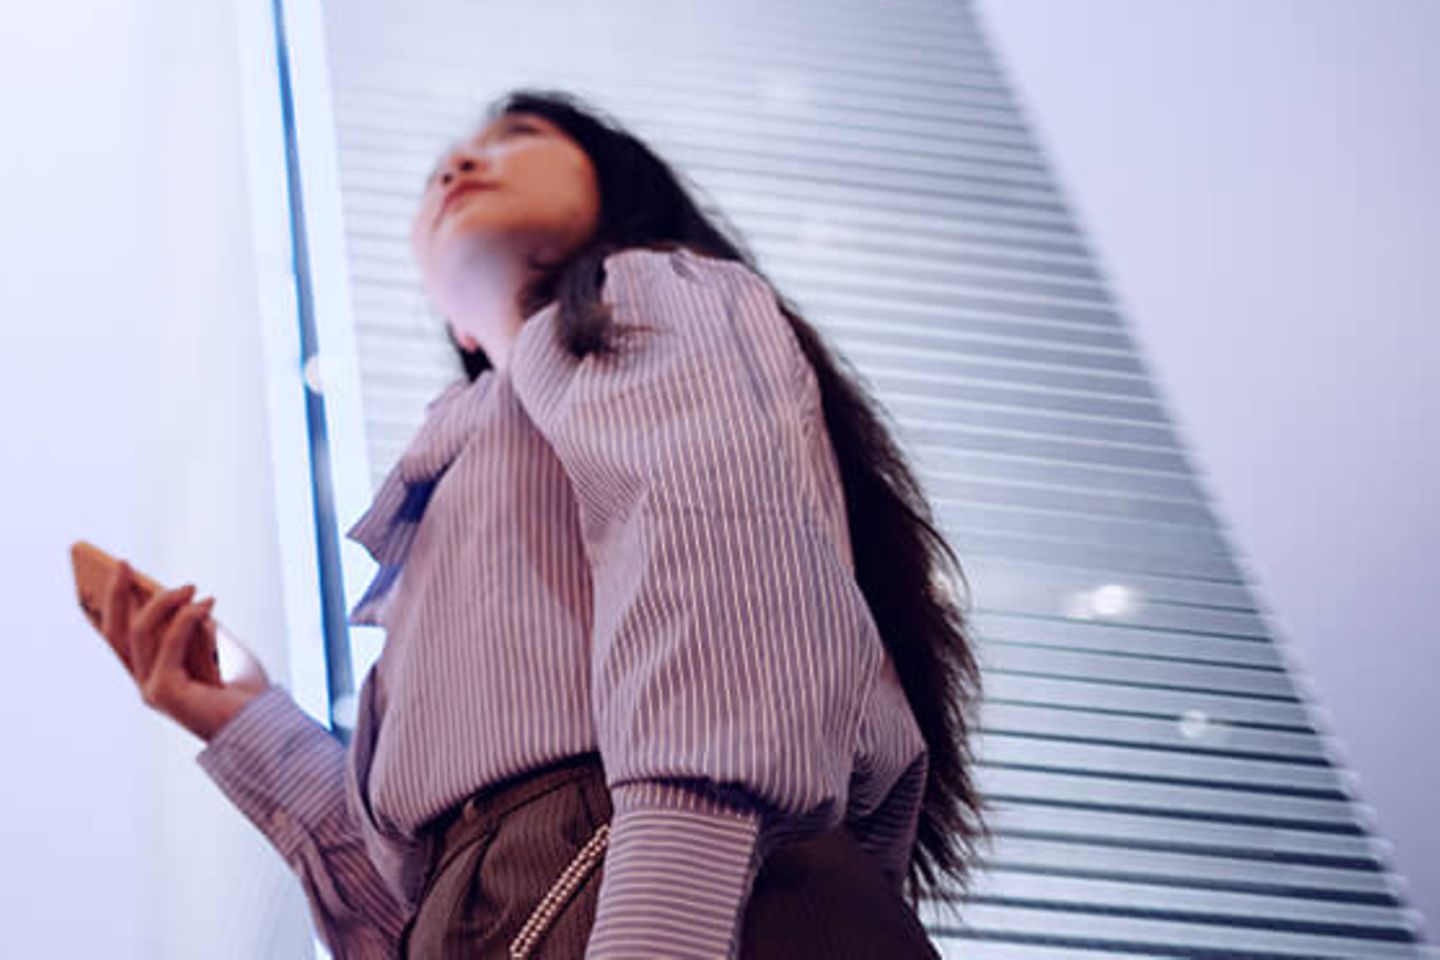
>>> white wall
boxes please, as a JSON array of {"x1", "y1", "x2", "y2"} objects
[
  {"x1": 976, "y1": 0, "x2": 1440, "y2": 934},
  {"x1": 0, "y1": 0, "x2": 314, "y2": 956}
]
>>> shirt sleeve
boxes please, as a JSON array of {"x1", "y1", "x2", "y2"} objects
[
  {"x1": 195, "y1": 684, "x2": 410, "y2": 958},
  {"x1": 509, "y1": 247, "x2": 887, "y2": 958}
]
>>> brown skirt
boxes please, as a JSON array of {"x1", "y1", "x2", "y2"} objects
[{"x1": 398, "y1": 752, "x2": 940, "y2": 959}]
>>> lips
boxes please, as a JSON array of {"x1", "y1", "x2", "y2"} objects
[{"x1": 438, "y1": 182, "x2": 497, "y2": 220}]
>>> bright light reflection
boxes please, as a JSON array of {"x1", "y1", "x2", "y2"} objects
[
  {"x1": 1178, "y1": 708, "x2": 1210, "y2": 739},
  {"x1": 1178, "y1": 708, "x2": 1231, "y2": 744},
  {"x1": 331, "y1": 692, "x2": 358, "y2": 730},
  {"x1": 1063, "y1": 583, "x2": 1139, "y2": 619},
  {"x1": 303, "y1": 353, "x2": 326, "y2": 393},
  {"x1": 1091, "y1": 584, "x2": 1134, "y2": 617}
]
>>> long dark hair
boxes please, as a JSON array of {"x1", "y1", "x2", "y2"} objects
[{"x1": 437, "y1": 87, "x2": 990, "y2": 911}]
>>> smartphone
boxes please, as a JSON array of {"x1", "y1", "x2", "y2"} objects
[{"x1": 70, "y1": 540, "x2": 223, "y2": 687}]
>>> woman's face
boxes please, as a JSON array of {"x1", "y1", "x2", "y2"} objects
[{"x1": 410, "y1": 111, "x2": 601, "y2": 342}]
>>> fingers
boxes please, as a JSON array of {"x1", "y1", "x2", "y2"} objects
[
  {"x1": 130, "y1": 583, "x2": 197, "y2": 681},
  {"x1": 144, "y1": 595, "x2": 215, "y2": 707}
]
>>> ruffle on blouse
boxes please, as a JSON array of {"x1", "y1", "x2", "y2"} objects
[{"x1": 344, "y1": 368, "x2": 498, "y2": 626}]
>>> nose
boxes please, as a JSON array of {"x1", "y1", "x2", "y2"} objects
[
  {"x1": 438, "y1": 159, "x2": 471, "y2": 187},
  {"x1": 437, "y1": 150, "x2": 490, "y2": 188}
]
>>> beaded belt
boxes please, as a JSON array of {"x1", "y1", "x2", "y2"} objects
[
  {"x1": 509, "y1": 820, "x2": 610, "y2": 958},
  {"x1": 414, "y1": 753, "x2": 611, "y2": 959}
]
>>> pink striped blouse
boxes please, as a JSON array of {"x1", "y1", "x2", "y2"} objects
[{"x1": 196, "y1": 246, "x2": 928, "y2": 958}]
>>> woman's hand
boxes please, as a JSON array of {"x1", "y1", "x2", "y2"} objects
[{"x1": 100, "y1": 559, "x2": 274, "y2": 743}]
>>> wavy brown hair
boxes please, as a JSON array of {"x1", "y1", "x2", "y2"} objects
[{"x1": 436, "y1": 87, "x2": 991, "y2": 914}]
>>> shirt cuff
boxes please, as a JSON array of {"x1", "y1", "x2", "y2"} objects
[
  {"x1": 586, "y1": 781, "x2": 765, "y2": 959},
  {"x1": 195, "y1": 684, "x2": 347, "y2": 861}
]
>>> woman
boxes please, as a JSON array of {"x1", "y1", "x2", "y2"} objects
[{"x1": 99, "y1": 88, "x2": 989, "y2": 958}]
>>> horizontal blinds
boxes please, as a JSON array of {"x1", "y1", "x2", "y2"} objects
[{"x1": 316, "y1": 0, "x2": 1431, "y2": 954}]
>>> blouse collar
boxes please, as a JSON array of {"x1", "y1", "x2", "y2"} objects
[
  {"x1": 342, "y1": 367, "x2": 497, "y2": 625},
  {"x1": 341, "y1": 296, "x2": 574, "y2": 626}
]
